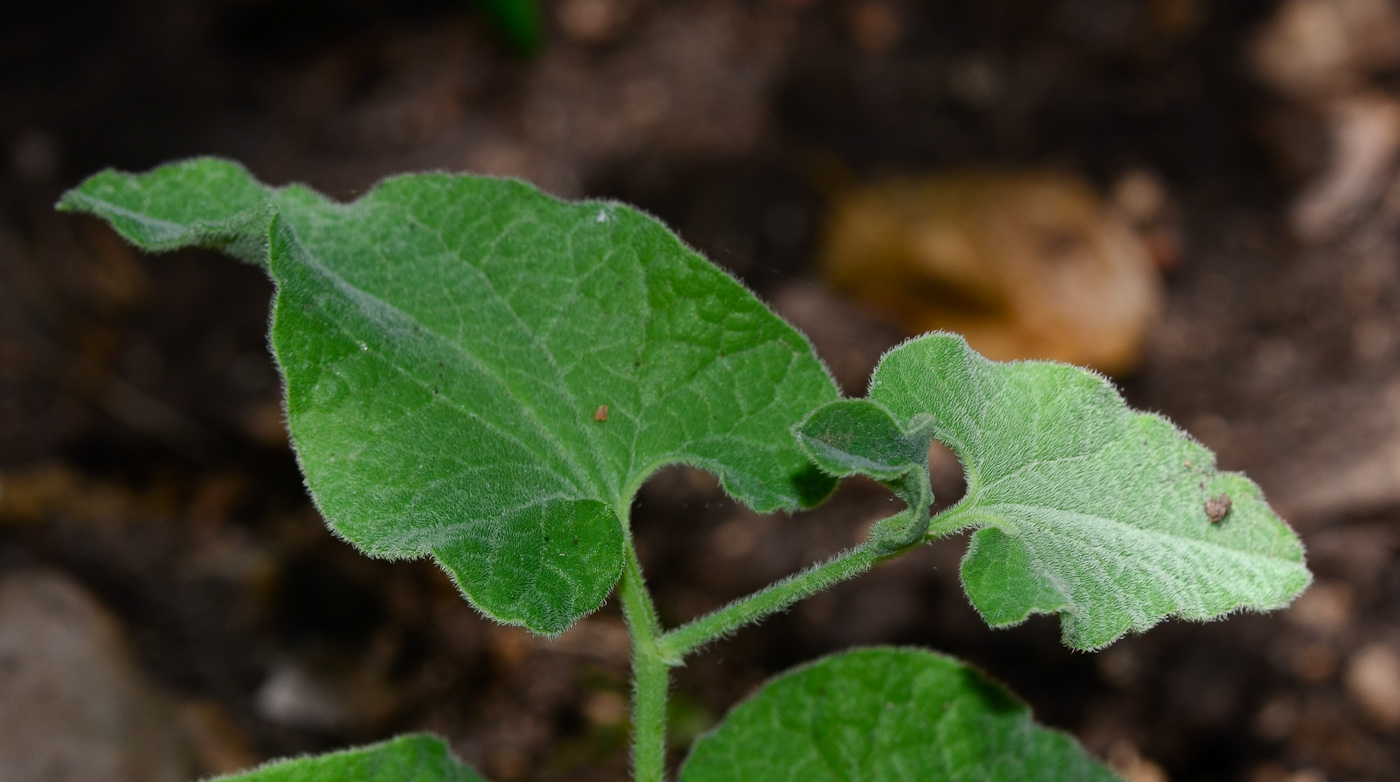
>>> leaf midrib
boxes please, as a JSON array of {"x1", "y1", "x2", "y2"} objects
[
  {"x1": 63, "y1": 191, "x2": 224, "y2": 238},
  {"x1": 278, "y1": 213, "x2": 603, "y2": 503},
  {"x1": 969, "y1": 500, "x2": 1301, "y2": 564}
]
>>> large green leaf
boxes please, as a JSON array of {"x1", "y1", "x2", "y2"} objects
[
  {"x1": 797, "y1": 333, "x2": 1310, "y2": 650},
  {"x1": 680, "y1": 648, "x2": 1119, "y2": 782},
  {"x1": 59, "y1": 158, "x2": 838, "y2": 635},
  {"x1": 214, "y1": 733, "x2": 487, "y2": 782}
]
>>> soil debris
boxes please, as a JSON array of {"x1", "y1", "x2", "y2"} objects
[
  {"x1": 1344, "y1": 642, "x2": 1400, "y2": 727},
  {"x1": 819, "y1": 171, "x2": 1162, "y2": 374},
  {"x1": 1206, "y1": 494, "x2": 1233, "y2": 523}
]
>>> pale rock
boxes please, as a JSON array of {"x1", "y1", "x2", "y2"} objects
[
  {"x1": 1344, "y1": 642, "x2": 1400, "y2": 727},
  {"x1": 1250, "y1": 0, "x2": 1400, "y2": 100},
  {"x1": 819, "y1": 171, "x2": 1162, "y2": 375},
  {"x1": 253, "y1": 653, "x2": 400, "y2": 735},
  {"x1": 1290, "y1": 94, "x2": 1400, "y2": 241},
  {"x1": 1106, "y1": 739, "x2": 1170, "y2": 782},
  {"x1": 0, "y1": 569, "x2": 191, "y2": 782},
  {"x1": 1250, "y1": 0, "x2": 1400, "y2": 240}
]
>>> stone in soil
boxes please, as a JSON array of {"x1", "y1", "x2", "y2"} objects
[{"x1": 0, "y1": 568, "x2": 191, "y2": 782}]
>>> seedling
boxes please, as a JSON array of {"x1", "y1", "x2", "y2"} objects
[{"x1": 58, "y1": 159, "x2": 1311, "y2": 782}]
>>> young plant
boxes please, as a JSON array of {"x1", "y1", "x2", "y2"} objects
[{"x1": 58, "y1": 159, "x2": 1311, "y2": 782}]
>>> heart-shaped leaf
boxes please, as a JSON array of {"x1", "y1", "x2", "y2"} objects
[
  {"x1": 797, "y1": 333, "x2": 1310, "y2": 650},
  {"x1": 680, "y1": 648, "x2": 1119, "y2": 782},
  {"x1": 214, "y1": 733, "x2": 487, "y2": 782},
  {"x1": 60, "y1": 158, "x2": 839, "y2": 635}
]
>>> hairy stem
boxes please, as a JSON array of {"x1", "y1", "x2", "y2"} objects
[
  {"x1": 619, "y1": 509, "x2": 930, "y2": 780},
  {"x1": 619, "y1": 537, "x2": 675, "y2": 782},
  {"x1": 659, "y1": 543, "x2": 883, "y2": 659}
]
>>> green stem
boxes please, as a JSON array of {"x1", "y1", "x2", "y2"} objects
[
  {"x1": 618, "y1": 538, "x2": 675, "y2": 782},
  {"x1": 618, "y1": 506, "x2": 937, "y2": 780},
  {"x1": 660, "y1": 543, "x2": 882, "y2": 659}
]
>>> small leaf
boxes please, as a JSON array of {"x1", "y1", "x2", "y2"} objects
[
  {"x1": 213, "y1": 733, "x2": 488, "y2": 782},
  {"x1": 59, "y1": 158, "x2": 839, "y2": 636},
  {"x1": 798, "y1": 333, "x2": 1310, "y2": 650},
  {"x1": 679, "y1": 648, "x2": 1120, "y2": 782},
  {"x1": 796, "y1": 399, "x2": 934, "y2": 552},
  {"x1": 796, "y1": 398, "x2": 929, "y2": 483}
]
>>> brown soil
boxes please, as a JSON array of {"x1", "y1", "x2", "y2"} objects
[{"x1": 3, "y1": 1, "x2": 1398, "y2": 780}]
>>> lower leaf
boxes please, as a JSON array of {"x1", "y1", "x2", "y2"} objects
[
  {"x1": 212, "y1": 733, "x2": 488, "y2": 782},
  {"x1": 680, "y1": 647, "x2": 1120, "y2": 782}
]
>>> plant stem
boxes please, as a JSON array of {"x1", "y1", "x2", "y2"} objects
[
  {"x1": 618, "y1": 509, "x2": 934, "y2": 780},
  {"x1": 659, "y1": 543, "x2": 882, "y2": 659},
  {"x1": 618, "y1": 536, "x2": 675, "y2": 782}
]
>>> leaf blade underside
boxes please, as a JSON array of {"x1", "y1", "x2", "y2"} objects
[
  {"x1": 59, "y1": 158, "x2": 840, "y2": 635},
  {"x1": 798, "y1": 333, "x2": 1310, "y2": 650}
]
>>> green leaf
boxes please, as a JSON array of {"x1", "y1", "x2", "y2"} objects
[
  {"x1": 213, "y1": 733, "x2": 488, "y2": 782},
  {"x1": 679, "y1": 648, "x2": 1119, "y2": 782},
  {"x1": 56, "y1": 160, "x2": 272, "y2": 263},
  {"x1": 797, "y1": 333, "x2": 1310, "y2": 650},
  {"x1": 796, "y1": 399, "x2": 935, "y2": 553},
  {"x1": 59, "y1": 158, "x2": 839, "y2": 636}
]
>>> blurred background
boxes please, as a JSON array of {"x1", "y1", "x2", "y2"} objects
[{"x1": 2, "y1": 1, "x2": 1399, "y2": 780}]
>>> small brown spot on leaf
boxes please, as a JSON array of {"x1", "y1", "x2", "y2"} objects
[
  {"x1": 1206, "y1": 494, "x2": 1232, "y2": 523},
  {"x1": 594, "y1": 404, "x2": 609, "y2": 422}
]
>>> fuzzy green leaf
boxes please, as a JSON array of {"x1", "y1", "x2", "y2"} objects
[
  {"x1": 797, "y1": 334, "x2": 1310, "y2": 650},
  {"x1": 796, "y1": 399, "x2": 935, "y2": 553},
  {"x1": 59, "y1": 158, "x2": 839, "y2": 636},
  {"x1": 56, "y1": 160, "x2": 272, "y2": 263},
  {"x1": 214, "y1": 734, "x2": 487, "y2": 782},
  {"x1": 680, "y1": 648, "x2": 1119, "y2": 782}
]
